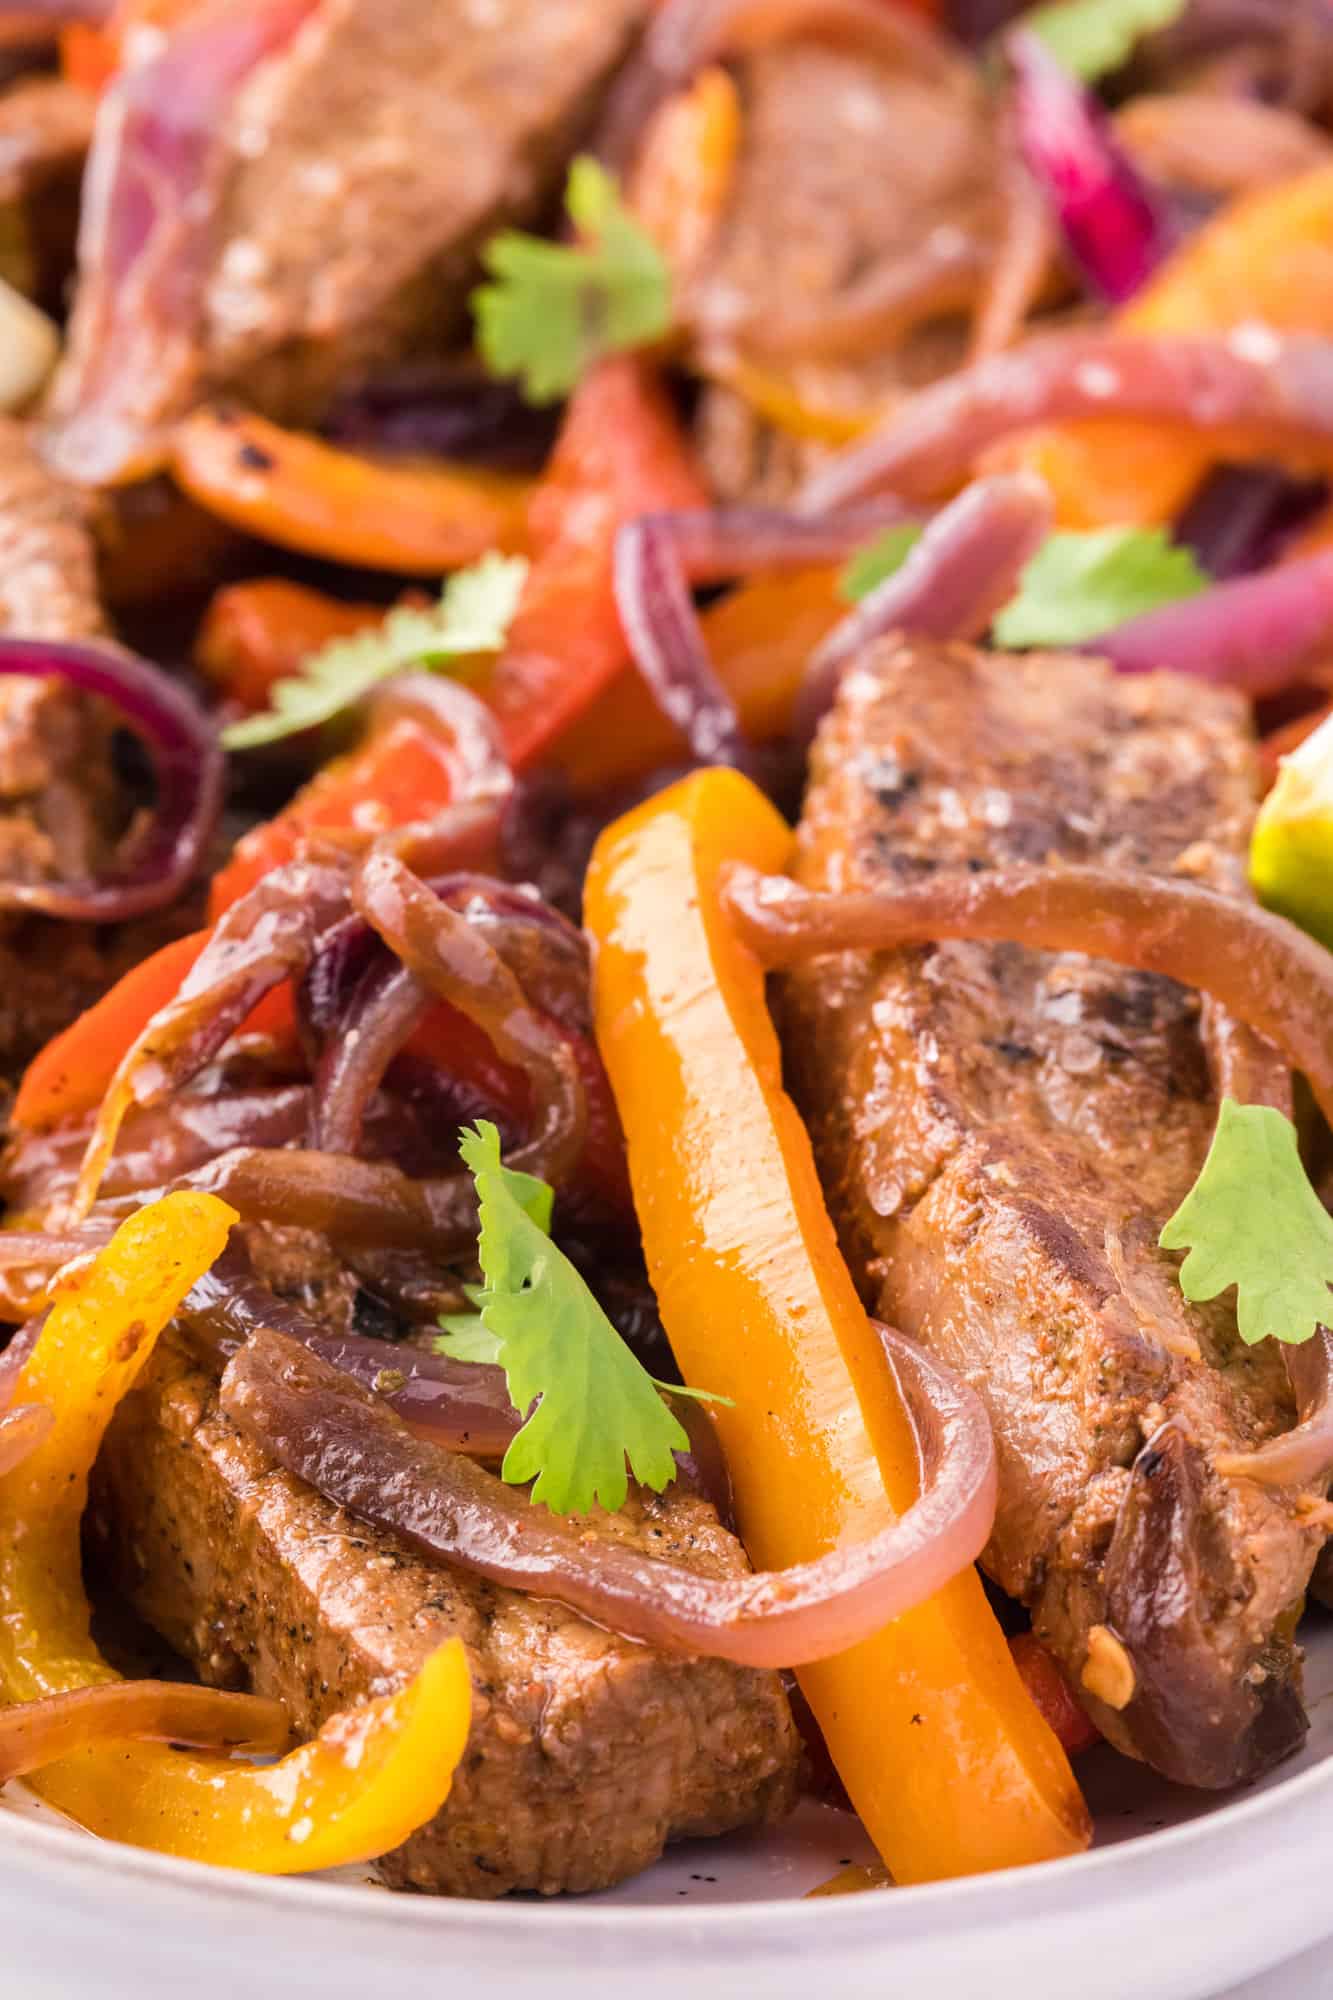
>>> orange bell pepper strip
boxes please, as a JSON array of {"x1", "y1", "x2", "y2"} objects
[
  {"x1": 12, "y1": 930, "x2": 297, "y2": 1132},
  {"x1": 552, "y1": 567, "x2": 844, "y2": 795},
  {"x1": 1001, "y1": 164, "x2": 1333, "y2": 528},
  {"x1": 630, "y1": 66, "x2": 742, "y2": 288},
  {"x1": 0, "y1": 1192, "x2": 472, "y2": 1869},
  {"x1": 195, "y1": 579, "x2": 383, "y2": 714},
  {"x1": 172, "y1": 406, "x2": 533, "y2": 574},
  {"x1": 481, "y1": 355, "x2": 710, "y2": 770},
  {"x1": 583, "y1": 768, "x2": 1089, "y2": 1883}
]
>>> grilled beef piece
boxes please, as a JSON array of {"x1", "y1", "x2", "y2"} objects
[
  {"x1": 0, "y1": 419, "x2": 132, "y2": 1079},
  {"x1": 0, "y1": 76, "x2": 93, "y2": 308},
  {"x1": 90, "y1": 1337, "x2": 800, "y2": 1897},
  {"x1": 780, "y1": 640, "x2": 1323, "y2": 1789},
  {"x1": 689, "y1": 37, "x2": 1004, "y2": 504},
  {"x1": 48, "y1": 0, "x2": 649, "y2": 474}
]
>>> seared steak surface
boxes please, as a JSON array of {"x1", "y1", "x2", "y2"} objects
[
  {"x1": 90, "y1": 1340, "x2": 800, "y2": 1897},
  {"x1": 50, "y1": 0, "x2": 649, "y2": 460},
  {"x1": 781, "y1": 640, "x2": 1322, "y2": 1787},
  {"x1": 691, "y1": 37, "x2": 1001, "y2": 503},
  {"x1": 0, "y1": 418, "x2": 129, "y2": 1079}
]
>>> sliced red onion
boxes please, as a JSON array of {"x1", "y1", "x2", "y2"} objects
[
  {"x1": 182, "y1": 1248, "x2": 730, "y2": 1506},
  {"x1": 1007, "y1": 28, "x2": 1175, "y2": 306},
  {"x1": 352, "y1": 849, "x2": 587, "y2": 1192},
  {"x1": 43, "y1": 0, "x2": 318, "y2": 486},
  {"x1": 0, "y1": 640, "x2": 222, "y2": 921},
  {"x1": 695, "y1": 233, "x2": 993, "y2": 365},
  {"x1": 1, "y1": 0, "x2": 112, "y2": 18},
  {"x1": 795, "y1": 474, "x2": 1053, "y2": 741},
  {"x1": 222, "y1": 1320, "x2": 996, "y2": 1668},
  {"x1": 364, "y1": 674, "x2": 514, "y2": 826},
  {"x1": 1217, "y1": 1329, "x2": 1333, "y2": 1488},
  {"x1": 610, "y1": 508, "x2": 920, "y2": 773},
  {"x1": 0, "y1": 1402, "x2": 53, "y2": 1475},
  {"x1": 968, "y1": 141, "x2": 1054, "y2": 364},
  {"x1": 0, "y1": 1311, "x2": 46, "y2": 1405},
  {"x1": 621, "y1": 504, "x2": 920, "y2": 584},
  {"x1": 0, "y1": 1683, "x2": 292, "y2": 1785},
  {"x1": 724, "y1": 860, "x2": 1333, "y2": 1130},
  {"x1": 1175, "y1": 464, "x2": 1328, "y2": 581},
  {"x1": 614, "y1": 517, "x2": 750, "y2": 768},
  {"x1": 1092, "y1": 548, "x2": 1333, "y2": 696},
  {"x1": 68, "y1": 855, "x2": 353, "y2": 1220},
  {"x1": 322, "y1": 363, "x2": 561, "y2": 472},
  {"x1": 2, "y1": 1085, "x2": 309, "y2": 1217},
  {"x1": 798, "y1": 329, "x2": 1333, "y2": 513},
  {"x1": 0, "y1": 1311, "x2": 51, "y2": 1476},
  {"x1": 595, "y1": 0, "x2": 962, "y2": 170},
  {"x1": 309, "y1": 961, "x2": 426, "y2": 1156}
]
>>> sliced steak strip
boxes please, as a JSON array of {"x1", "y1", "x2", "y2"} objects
[
  {"x1": 0, "y1": 418, "x2": 137, "y2": 1080},
  {"x1": 47, "y1": 0, "x2": 650, "y2": 477},
  {"x1": 780, "y1": 640, "x2": 1322, "y2": 1788},
  {"x1": 90, "y1": 1338, "x2": 800, "y2": 1897},
  {"x1": 689, "y1": 37, "x2": 1005, "y2": 503}
]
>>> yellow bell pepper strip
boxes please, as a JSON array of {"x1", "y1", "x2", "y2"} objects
[
  {"x1": 1000, "y1": 164, "x2": 1333, "y2": 529},
  {"x1": 172, "y1": 405, "x2": 533, "y2": 574},
  {"x1": 0, "y1": 1192, "x2": 473, "y2": 1871},
  {"x1": 0, "y1": 1683, "x2": 293, "y2": 1785},
  {"x1": 583, "y1": 768, "x2": 1090, "y2": 1883}
]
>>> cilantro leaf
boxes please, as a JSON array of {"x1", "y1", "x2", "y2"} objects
[
  {"x1": 1159, "y1": 1099, "x2": 1333, "y2": 1346},
  {"x1": 472, "y1": 156, "x2": 672, "y2": 406},
  {"x1": 452, "y1": 1120, "x2": 691, "y2": 1515},
  {"x1": 1022, "y1": 0, "x2": 1188, "y2": 83},
  {"x1": 435, "y1": 1314, "x2": 502, "y2": 1366},
  {"x1": 221, "y1": 553, "x2": 528, "y2": 749},
  {"x1": 839, "y1": 522, "x2": 924, "y2": 604},
  {"x1": 992, "y1": 526, "x2": 1207, "y2": 649}
]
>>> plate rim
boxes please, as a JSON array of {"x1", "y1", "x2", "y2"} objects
[{"x1": 2, "y1": 1727, "x2": 1330, "y2": 1939}]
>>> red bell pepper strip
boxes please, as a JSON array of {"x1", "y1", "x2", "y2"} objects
[{"x1": 481, "y1": 355, "x2": 709, "y2": 771}]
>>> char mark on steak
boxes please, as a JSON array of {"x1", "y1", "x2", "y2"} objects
[{"x1": 780, "y1": 638, "x2": 1323, "y2": 1788}]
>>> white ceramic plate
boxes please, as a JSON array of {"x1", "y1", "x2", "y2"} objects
[{"x1": 1, "y1": 1614, "x2": 1329, "y2": 2000}]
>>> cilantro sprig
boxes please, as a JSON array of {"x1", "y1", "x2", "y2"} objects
[
  {"x1": 992, "y1": 526, "x2": 1207, "y2": 648},
  {"x1": 1160, "y1": 1099, "x2": 1333, "y2": 1347},
  {"x1": 1021, "y1": 0, "x2": 1188, "y2": 83},
  {"x1": 472, "y1": 157, "x2": 672, "y2": 406},
  {"x1": 437, "y1": 1122, "x2": 724, "y2": 1516},
  {"x1": 220, "y1": 551, "x2": 528, "y2": 750}
]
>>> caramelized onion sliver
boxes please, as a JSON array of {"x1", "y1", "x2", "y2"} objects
[
  {"x1": 0, "y1": 1682, "x2": 293, "y2": 1786},
  {"x1": 221, "y1": 1322, "x2": 997, "y2": 1669},
  {"x1": 182, "y1": 1249, "x2": 734, "y2": 1512},
  {"x1": 724, "y1": 863, "x2": 1333, "y2": 1130},
  {"x1": 794, "y1": 473, "x2": 1052, "y2": 742},
  {"x1": 797, "y1": 329, "x2": 1333, "y2": 513},
  {"x1": 1217, "y1": 1330, "x2": 1333, "y2": 1489}
]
